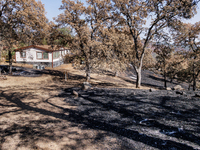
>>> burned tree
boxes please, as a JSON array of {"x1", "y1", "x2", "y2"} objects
[
  {"x1": 0, "y1": 0, "x2": 48, "y2": 73},
  {"x1": 111, "y1": 0, "x2": 199, "y2": 88}
]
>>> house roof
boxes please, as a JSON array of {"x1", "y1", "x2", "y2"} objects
[{"x1": 14, "y1": 45, "x2": 68, "y2": 52}]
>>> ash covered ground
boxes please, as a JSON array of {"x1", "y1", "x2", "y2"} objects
[
  {"x1": 63, "y1": 87, "x2": 200, "y2": 150},
  {"x1": 122, "y1": 69, "x2": 188, "y2": 90},
  {"x1": 1, "y1": 65, "x2": 199, "y2": 149}
]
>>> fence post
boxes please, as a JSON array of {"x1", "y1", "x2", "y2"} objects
[{"x1": 65, "y1": 71, "x2": 68, "y2": 81}]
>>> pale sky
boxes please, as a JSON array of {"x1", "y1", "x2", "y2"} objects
[
  {"x1": 40, "y1": 0, "x2": 87, "y2": 22},
  {"x1": 40, "y1": 0, "x2": 200, "y2": 24},
  {"x1": 40, "y1": 0, "x2": 63, "y2": 22}
]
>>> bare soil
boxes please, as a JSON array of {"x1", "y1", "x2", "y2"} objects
[{"x1": 0, "y1": 63, "x2": 199, "y2": 150}]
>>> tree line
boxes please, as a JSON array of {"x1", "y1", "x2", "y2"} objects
[{"x1": 0, "y1": 0, "x2": 200, "y2": 90}]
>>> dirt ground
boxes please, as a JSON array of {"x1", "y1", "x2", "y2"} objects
[
  {"x1": 0, "y1": 63, "x2": 199, "y2": 150},
  {"x1": 0, "y1": 63, "x2": 143, "y2": 150},
  {"x1": 0, "y1": 63, "x2": 149, "y2": 89}
]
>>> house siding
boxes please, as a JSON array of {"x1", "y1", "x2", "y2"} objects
[
  {"x1": 16, "y1": 48, "x2": 53, "y2": 63},
  {"x1": 15, "y1": 46, "x2": 69, "y2": 68}
]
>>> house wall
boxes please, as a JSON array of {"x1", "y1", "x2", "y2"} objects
[
  {"x1": 16, "y1": 48, "x2": 53, "y2": 62},
  {"x1": 60, "y1": 49, "x2": 70, "y2": 56},
  {"x1": 52, "y1": 51, "x2": 64, "y2": 68},
  {"x1": 15, "y1": 47, "x2": 70, "y2": 68},
  {"x1": 16, "y1": 48, "x2": 54, "y2": 67}
]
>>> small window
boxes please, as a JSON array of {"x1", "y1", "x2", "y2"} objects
[
  {"x1": 53, "y1": 51, "x2": 60, "y2": 59},
  {"x1": 20, "y1": 52, "x2": 26, "y2": 58},
  {"x1": 43, "y1": 52, "x2": 48, "y2": 59},
  {"x1": 37, "y1": 52, "x2": 42, "y2": 59}
]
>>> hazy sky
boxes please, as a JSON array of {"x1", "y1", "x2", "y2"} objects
[
  {"x1": 41, "y1": 0, "x2": 200, "y2": 24},
  {"x1": 40, "y1": 0, "x2": 87, "y2": 22}
]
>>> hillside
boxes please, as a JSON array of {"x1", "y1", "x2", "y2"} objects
[
  {"x1": 0, "y1": 63, "x2": 188, "y2": 90},
  {"x1": 0, "y1": 63, "x2": 199, "y2": 150}
]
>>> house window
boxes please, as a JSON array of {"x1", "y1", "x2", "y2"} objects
[
  {"x1": 53, "y1": 51, "x2": 60, "y2": 59},
  {"x1": 20, "y1": 52, "x2": 26, "y2": 58},
  {"x1": 43, "y1": 52, "x2": 48, "y2": 59},
  {"x1": 36, "y1": 52, "x2": 49, "y2": 59},
  {"x1": 37, "y1": 52, "x2": 43, "y2": 59}
]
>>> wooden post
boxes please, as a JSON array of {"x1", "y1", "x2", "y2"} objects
[{"x1": 65, "y1": 71, "x2": 68, "y2": 81}]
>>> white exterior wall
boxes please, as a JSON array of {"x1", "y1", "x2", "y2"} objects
[
  {"x1": 60, "y1": 49, "x2": 70, "y2": 56},
  {"x1": 53, "y1": 51, "x2": 62, "y2": 62},
  {"x1": 15, "y1": 47, "x2": 70, "y2": 68},
  {"x1": 16, "y1": 48, "x2": 52, "y2": 63}
]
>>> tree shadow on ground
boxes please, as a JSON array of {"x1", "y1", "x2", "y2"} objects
[{"x1": 0, "y1": 86, "x2": 199, "y2": 149}]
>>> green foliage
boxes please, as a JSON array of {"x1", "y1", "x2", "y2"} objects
[
  {"x1": 42, "y1": 38, "x2": 48, "y2": 45},
  {"x1": 48, "y1": 26, "x2": 73, "y2": 47}
]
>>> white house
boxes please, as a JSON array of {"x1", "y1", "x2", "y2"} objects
[{"x1": 14, "y1": 45, "x2": 70, "y2": 68}]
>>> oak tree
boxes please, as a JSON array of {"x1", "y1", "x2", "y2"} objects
[
  {"x1": 0, "y1": 0, "x2": 48, "y2": 73},
  {"x1": 56, "y1": 0, "x2": 112, "y2": 81},
  {"x1": 154, "y1": 42, "x2": 174, "y2": 88},
  {"x1": 111, "y1": 0, "x2": 199, "y2": 88},
  {"x1": 173, "y1": 22, "x2": 200, "y2": 90}
]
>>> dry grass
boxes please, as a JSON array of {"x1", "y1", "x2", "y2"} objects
[
  {"x1": 51, "y1": 64, "x2": 149, "y2": 89},
  {"x1": 1, "y1": 63, "x2": 138, "y2": 150},
  {"x1": 1, "y1": 62, "x2": 149, "y2": 89},
  {"x1": 1, "y1": 63, "x2": 199, "y2": 150},
  {"x1": 0, "y1": 75, "x2": 52, "y2": 87},
  {"x1": 0, "y1": 84, "x2": 111, "y2": 150}
]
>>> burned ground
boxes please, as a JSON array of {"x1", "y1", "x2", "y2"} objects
[
  {"x1": 1, "y1": 86, "x2": 200, "y2": 149},
  {"x1": 0, "y1": 64, "x2": 199, "y2": 150}
]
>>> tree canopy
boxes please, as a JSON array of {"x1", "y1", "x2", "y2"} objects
[
  {"x1": 0, "y1": 0, "x2": 48, "y2": 73},
  {"x1": 55, "y1": 0, "x2": 199, "y2": 87}
]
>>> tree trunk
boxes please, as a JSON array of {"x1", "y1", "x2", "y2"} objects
[
  {"x1": 193, "y1": 77, "x2": 196, "y2": 91},
  {"x1": 170, "y1": 78, "x2": 173, "y2": 83},
  {"x1": 86, "y1": 62, "x2": 90, "y2": 82},
  {"x1": 86, "y1": 71, "x2": 90, "y2": 82},
  {"x1": 136, "y1": 67, "x2": 142, "y2": 88},
  {"x1": 192, "y1": 63, "x2": 196, "y2": 91},
  {"x1": 9, "y1": 50, "x2": 12, "y2": 74},
  {"x1": 188, "y1": 82, "x2": 191, "y2": 91},
  {"x1": 132, "y1": 60, "x2": 144, "y2": 88},
  {"x1": 115, "y1": 71, "x2": 118, "y2": 77},
  {"x1": 135, "y1": 52, "x2": 145, "y2": 88},
  {"x1": 164, "y1": 70, "x2": 167, "y2": 89}
]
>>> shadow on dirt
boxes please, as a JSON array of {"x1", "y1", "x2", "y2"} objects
[{"x1": 0, "y1": 86, "x2": 199, "y2": 149}]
